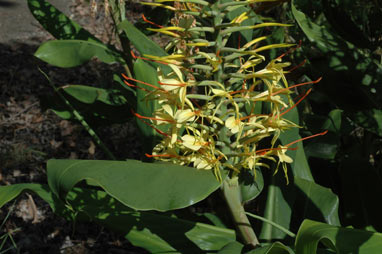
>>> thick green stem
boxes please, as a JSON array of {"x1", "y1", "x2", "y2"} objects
[{"x1": 222, "y1": 177, "x2": 259, "y2": 248}]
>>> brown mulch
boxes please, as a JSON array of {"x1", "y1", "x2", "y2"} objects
[{"x1": 0, "y1": 1, "x2": 150, "y2": 253}]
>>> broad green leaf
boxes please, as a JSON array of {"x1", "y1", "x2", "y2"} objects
[
  {"x1": 67, "y1": 188, "x2": 235, "y2": 253},
  {"x1": 27, "y1": 0, "x2": 98, "y2": 42},
  {"x1": 217, "y1": 241, "x2": 243, "y2": 254},
  {"x1": 321, "y1": 0, "x2": 373, "y2": 50},
  {"x1": 295, "y1": 219, "x2": 382, "y2": 254},
  {"x1": 279, "y1": 104, "x2": 313, "y2": 181},
  {"x1": 203, "y1": 213, "x2": 228, "y2": 229},
  {"x1": 217, "y1": 241, "x2": 295, "y2": 254},
  {"x1": 304, "y1": 109, "x2": 342, "y2": 159},
  {"x1": 259, "y1": 174, "x2": 295, "y2": 240},
  {"x1": 247, "y1": 242, "x2": 295, "y2": 254},
  {"x1": 118, "y1": 20, "x2": 166, "y2": 57},
  {"x1": 294, "y1": 177, "x2": 340, "y2": 226},
  {"x1": 240, "y1": 167, "x2": 264, "y2": 203},
  {"x1": 291, "y1": 0, "x2": 347, "y2": 52},
  {"x1": 113, "y1": 74, "x2": 136, "y2": 96},
  {"x1": 35, "y1": 40, "x2": 125, "y2": 68},
  {"x1": 119, "y1": 19, "x2": 170, "y2": 72},
  {"x1": 304, "y1": 135, "x2": 337, "y2": 160},
  {"x1": 47, "y1": 159, "x2": 222, "y2": 211},
  {"x1": 0, "y1": 185, "x2": 235, "y2": 253},
  {"x1": 322, "y1": 109, "x2": 342, "y2": 133},
  {"x1": 261, "y1": 95, "x2": 319, "y2": 240},
  {"x1": 61, "y1": 85, "x2": 128, "y2": 105},
  {"x1": 133, "y1": 59, "x2": 165, "y2": 151},
  {"x1": 40, "y1": 85, "x2": 132, "y2": 125},
  {"x1": 0, "y1": 184, "x2": 66, "y2": 215}
]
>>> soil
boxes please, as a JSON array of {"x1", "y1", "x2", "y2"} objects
[{"x1": 0, "y1": 1, "x2": 149, "y2": 253}]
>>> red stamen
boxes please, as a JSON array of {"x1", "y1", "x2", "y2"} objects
[
  {"x1": 158, "y1": 81, "x2": 187, "y2": 87},
  {"x1": 145, "y1": 153, "x2": 177, "y2": 158},
  {"x1": 131, "y1": 50, "x2": 137, "y2": 59},
  {"x1": 130, "y1": 50, "x2": 169, "y2": 65},
  {"x1": 142, "y1": 14, "x2": 163, "y2": 28},
  {"x1": 229, "y1": 89, "x2": 248, "y2": 95},
  {"x1": 287, "y1": 59, "x2": 307, "y2": 72},
  {"x1": 131, "y1": 109, "x2": 171, "y2": 138},
  {"x1": 256, "y1": 146, "x2": 297, "y2": 156},
  {"x1": 191, "y1": 99, "x2": 201, "y2": 109},
  {"x1": 277, "y1": 40, "x2": 302, "y2": 60},
  {"x1": 242, "y1": 79, "x2": 247, "y2": 90},
  {"x1": 122, "y1": 73, "x2": 167, "y2": 92},
  {"x1": 240, "y1": 114, "x2": 268, "y2": 121},
  {"x1": 279, "y1": 88, "x2": 312, "y2": 117},
  {"x1": 123, "y1": 79, "x2": 150, "y2": 92},
  {"x1": 272, "y1": 77, "x2": 322, "y2": 96},
  {"x1": 211, "y1": 154, "x2": 225, "y2": 163},
  {"x1": 285, "y1": 130, "x2": 328, "y2": 147},
  {"x1": 279, "y1": 92, "x2": 304, "y2": 111},
  {"x1": 133, "y1": 111, "x2": 174, "y2": 123}
]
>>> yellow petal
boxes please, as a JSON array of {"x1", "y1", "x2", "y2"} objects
[
  {"x1": 175, "y1": 109, "x2": 195, "y2": 123},
  {"x1": 181, "y1": 135, "x2": 202, "y2": 151},
  {"x1": 225, "y1": 116, "x2": 242, "y2": 134}
]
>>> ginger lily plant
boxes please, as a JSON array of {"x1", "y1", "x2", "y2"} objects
[
  {"x1": 126, "y1": 0, "x2": 326, "y2": 247},
  {"x1": 2, "y1": 1, "x2": 382, "y2": 253}
]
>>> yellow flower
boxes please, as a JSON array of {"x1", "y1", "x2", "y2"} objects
[
  {"x1": 225, "y1": 116, "x2": 243, "y2": 134},
  {"x1": 191, "y1": 156, "x2": 212, "y2": 170},
  {"x1": 181, "y1": 134, "x2": 206, "y2": 151}
]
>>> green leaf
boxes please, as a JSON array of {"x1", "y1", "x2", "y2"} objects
[
  {"x1": 225, "y1": 6, "x2": 256, "y2": 44},
  {"x1": 35, "y1": 40, "x2": 125, "y2": 67},
  {"x1": 321, "y1": 0, "x2": 373, "y2": 50},
  {"x1": 304, "y1": 109, "x2": 342, "y2": 159},
  {"x1": 304, "y1": 135, "x2": 337, "y2": 160},
  {"x1": 294, "y1": 177, "x2": 340, "y2": 226},
  {"x1": 27, "y1": 0, "x2": 98, "y2": 42},
  {"x1": 279, "y1": 104, "x2": 314, "y2": 181},
  {"x1": 323, "y1": 109, "x2": 342, "y2": 133},
  {"x1": 0, "y1": 185, "x2": 235, "y2": 253},
  {"x1": 133, "y1": 59, "x2": 166, "y2": 151},
  {"x1": 247, "y1": 242, "x2": 295, "y2": 254},
  {"x1": 217, "y1": 241, "x2": 243, "y2": 254},
  {"x1": 113, "y1": 74, "x2": 136, "y2": 96},
  {"x1": 295, "y1": 219, "x2": 382, "y2": 254},
  {"x1": 67, "y1": 188, "x2": 235, "y2": 253},
  {"x1": 259, "y1": 174, "x2": 295, "y2": 240},
  {"x1": 0, "y1": 184, "x2": 66, "y2": 215},
  {"x1": 349, "y1": 109, "x2": 382, "y2": 137},
  {"x1": 240, "y1": 167, "x2": 264, "y2": 203},
  {"x1": 62, "y1": 85, "x2": 128, "y2": 105},
  {"x1": 40, "y1": 85, "x2": 132, "y2": 125},
  {"x1": 119, "y1": 19, "x2": 170, "y2": 71},
  {"x1": 119, "y1": 19, "x2": 166, "y2": 56},
  {"x1": 217, "y1": 241, "x2": 295, "y2": 254},
  {"x1": 47, "y1": 159, "x2": 222, "y2": 211},
  {"x1": 203, "y1": 213, "x2": 228, "y2": 228},
  {"x1": 291, "y1": 0, "x2": 347, "y2": 52}
]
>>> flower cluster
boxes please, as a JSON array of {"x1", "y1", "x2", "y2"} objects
[{"x1": 126, "y1": 0, "x2": 325, "y2": 182}]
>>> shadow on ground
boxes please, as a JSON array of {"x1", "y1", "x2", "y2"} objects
[{"x1": 0, "y1": 41, "x2": 145, "y2": 253}]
